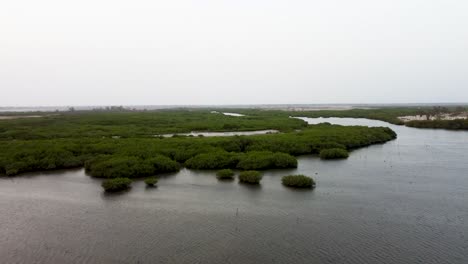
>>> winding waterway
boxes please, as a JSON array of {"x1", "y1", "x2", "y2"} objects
[{"x1": 1, "y1": 118, "x2": 467, "y2": 264}]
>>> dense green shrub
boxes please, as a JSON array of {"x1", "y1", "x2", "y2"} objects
[
  {"x1": 244, "y1": 138, "x2": 311, "y2": 155},
  {"x1": 147, "y1": 155, "x2": 181, "y2": 173},
  {"x1": 310, "y1": 142, "x2": 346, "y2": 153},
  {"x1": 237, "y1": 151, "x2": 297, "y2": 170},
  {"x1": 144, "y1": 177, "x2": 158, "y2": 186},
  {"x1": 185, "y1": 151, "x2": 240, "y2": 170},
  {"x1": 85, "y1": 155, "x2": 179, "y2": 178},
  {"x1": 216, "y1": 169, "x2": 235, "y2": 180},
  {"x1": 270, "y1": 152, "x2": 298, "y2": 168},
  {"x1": 169, "y1": 145, "x2": 220, "y2": 162},
  {"x1": 406, "y1": 119, "x2": 468, "y2": 130},
  {"x1": 282, "y1": 175, "x2": 315, "y2": 188},
  {"x1": 184, "y1": 151, "x2": 297, "y2": 171},
  {"x1": 319, "y1": 148, "x2": 349, "y2": 159},
  {"x1": 239, "y1": 170, "x2": 262, "y2": 184},
  {"x1": 0, "y1": 147, "x2": 83, "y2": 176},
  {"x1": 102, "y1": 177, "x2": 132, "y2": 192},
  {"x1": 86, "y1": 156, "x2": 149, "y2": 178},
  {"x1": 5, "y1": 162, "x2": 26, "y2": 176}
]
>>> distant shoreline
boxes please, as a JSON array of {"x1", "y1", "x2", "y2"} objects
[{"x1": 2, "y1": 103, "x2": 468, "y2": 113}]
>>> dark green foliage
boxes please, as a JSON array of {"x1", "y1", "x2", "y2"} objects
[
  {"x1": 319, "y1": 148, "x2": 349, "y2": 159},
  {"x1": 282, "y1": 175, "x2": 315, "y2": 188},
  {"x1": 239, "y1": 171, "x2": 262, "y2": 184},
  {"x1": 236, "y1": 151, "x2": 297, "y2": 170},
  {"x1": 144, "y1": 177, "x2": 158, "y2": 186},
  {"x1": 310, "y1": 142, "x2": 346, "y2": 153},
  {"x1": 101, "y1": 177, "x2": 132, "y2": 192},
  {"x1": 216, "y1": 169, "x2": 234, "y2": 180},
  {"x1": 85, "y1": 155, "x2": 179, "y2": 178},
  {"x1": 184, "y1": 151, "x2": 297, "y2": 170},
  {"x1": 147, "y1": 155, "x2": 181, "y2": 173},
  {"x1": 1, "y1": 142, "x2": 83, "y2": 176},
  {"x1": 185, "y1": 151, "x2": 241, "y2": 170},
  {"x1": 406, "y1": 119, "x2": 468, "y2": 130}
]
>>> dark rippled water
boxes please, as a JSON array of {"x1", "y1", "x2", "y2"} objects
[{"x1": 1, "y1": 118, "x2": 467, "y2": 264}]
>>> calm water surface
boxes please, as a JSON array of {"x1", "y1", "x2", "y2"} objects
[
  {"x1": 1, "y1": 118, "x2": 467, "y2": 264},
  {"x1": 158, "y1": 129, "x2": 278, "y2": 138}
]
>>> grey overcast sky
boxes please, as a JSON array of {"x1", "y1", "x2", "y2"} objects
[{"x1": 1, "y1": 0, "x2": 467, "y2": 106}]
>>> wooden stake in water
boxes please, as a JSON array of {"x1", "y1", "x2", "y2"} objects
[{"x1": 235, "y1": 208, "x2": 239, "y2": 232}]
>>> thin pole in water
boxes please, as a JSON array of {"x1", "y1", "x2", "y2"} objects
[{"x1": 235, "y1": 208, "x2": 240, "y2": 232}]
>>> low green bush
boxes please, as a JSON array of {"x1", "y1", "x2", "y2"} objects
[
  {"x1": 216, "y1": 169, "x2": 234, "y2": 180},
  {"x1": 184, "y1": 151, "x2": 240, "y2": 170},
  {"x1": 85, "y1": 155, "x2": 180, "y2": 178},
  {"x1": 282, "y1": 175, "x2": 315, "y2": 188},
  {"x1": 236, "y1": 151, "x2": 297, "y2": 170},
  {"x1": 311, "y1": 142, "x2": 346, "y2": 153},
  {"x1": 319, "y1": 148, "x2": 349, "y2": 159},
  {"x1": 144, "y1": 177, "x2": 158, "y2": 186},
  {"x1": 406, "y1": 119, "x2": 468, "y2": 130},
  {"x1": 101, "y1": 177, "x2": 132, "y2": 192},
  {"x1": 239, "y1": 170, "x2": 262, "y2": 184}
]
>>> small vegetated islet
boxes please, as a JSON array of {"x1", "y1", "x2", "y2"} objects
[
  {"x1": 282, "y1": 175, "x2": 315, "y2": 188},
  {"x1": 216, "y1": 169, "x2": 235, "y2": 180},
  {"x1": 239, "y1": 170, "x2": 262, "y2": 184},
  {"x1": 102, "y1": 177, "x2": 132, "y2": 192},
  {"x1": 144, "y1": 177, "x2": 158, "y2": 187},
  {"x1": 319, "y1": 148, "x2": 349, "y2": 159}
]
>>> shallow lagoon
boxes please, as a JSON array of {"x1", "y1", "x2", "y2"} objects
[
  {"x1": 157, "y1": 129, "x2": 278, "y2": 138},
  {"x1": 1, "y1": 118, "x2": 467, "y2": 264}
]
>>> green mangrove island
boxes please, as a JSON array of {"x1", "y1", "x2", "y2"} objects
[
  {"x1": 216, "y1": 169, "x2": 235, "y2": 180},
  {"x1": 144, "y1": 177, "x2": 158, "y2": 187},
  {"x1": 102, "y1": 177, "x2": 132, "y2": 192},
  {"x1": 282, "y1": 175, "x2": 316, "y2": 188},
  {"x1": 0, "y1": 109, "x2": 397, "y2": 187},
  {"x1": 239, "y1": 171, "x2": 263, "y2": 184}
]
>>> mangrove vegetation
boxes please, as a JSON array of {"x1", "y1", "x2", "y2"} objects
[
  {"x1": 144, "y1": 177, "x2": 158, "y2": 187},
  {"x1": 319, "y1": 148, "x2": 350, "y2": 160},
  {"x1": 216, "y1": 169, "x2": 235, "y2": 180},
  {"x1": 102, "y1": 178, "x2": 132, "y2": 192},
  {"x1": 239, "y1": 171, "x2": 262, "y2": 184},
  {"x1": 282, "y1": 175, "x2": 315, "y2": 188},
  {"x1": 0, "y1": 109, "x2": 397, "y2": 179}
]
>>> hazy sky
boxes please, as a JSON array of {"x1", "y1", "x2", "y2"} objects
[{"x1": 1, "y1": 0, "x2": 467, "y2": 106}]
